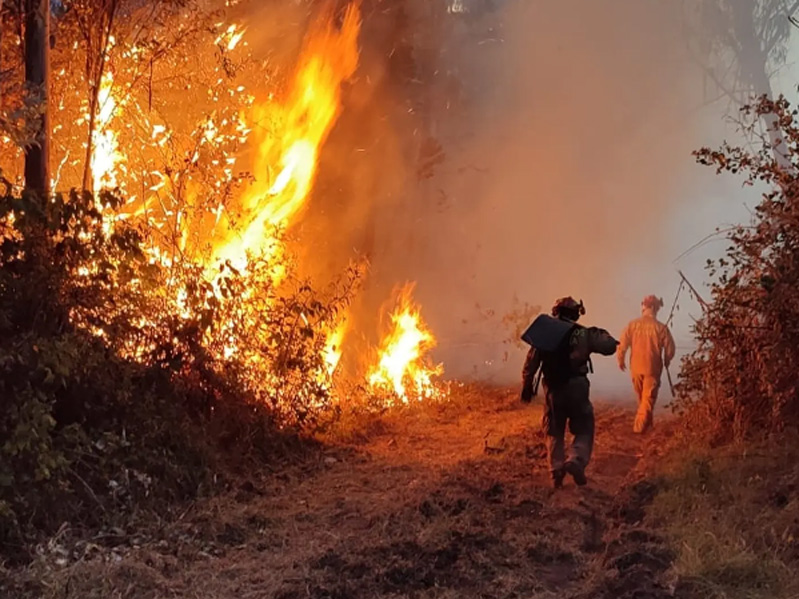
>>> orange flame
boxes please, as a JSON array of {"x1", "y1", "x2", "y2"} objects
[
  {"x1": 209, "y1": 3, "x2": 361, "y2": 271},
  {"x1": 73, "y1": 3, "x2": 451, "y2": 409},
  {"x1": 92, "y1": 71, "x2": 123, "y2": 193},
  {"x1": 324, "y1": 318, "x2": 348, "y2": 377},
  {"x1": 368, "y1": 284, "x2": 444, "y2": 403},
  {"x1": 215, "y1": 23, "x2": 246, "y2": 51}
]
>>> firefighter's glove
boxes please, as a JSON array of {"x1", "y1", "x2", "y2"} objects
[{"x1": 520, "y1": 386, "x2": 534, "y2": 404}]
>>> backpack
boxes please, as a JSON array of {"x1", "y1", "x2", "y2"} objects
[{"x1": 521, "y1": 314, "x2": 582, "y2": 388}]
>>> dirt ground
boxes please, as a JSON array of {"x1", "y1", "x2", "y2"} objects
[{"x1": 5, "y1": 386, "x2": 683, "y2": 599}]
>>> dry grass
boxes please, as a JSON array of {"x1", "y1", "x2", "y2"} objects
[
  {"x1": 0, "y1": 387, "x2": 717, "y2": 599},
  {"x1": 649, "y1": 431, "x2": 799, "y2": 599}
]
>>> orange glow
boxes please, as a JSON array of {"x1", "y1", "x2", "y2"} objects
[
  {"x1": 209, "y1": 3, "x2": 361, "y2": 272},
  {"x1": 92, "y1": 72, "x2": 123, "y2": 193},
  {"x1": 324, "y1": 318, "x2": 348, "y2": 376},
  {"x1": 215, "y1": 23, "x2": 246, "y2": 51},
  {"x1": 50, "y1": 2, "x2": 450, "y2": 411},
  {"x1": 368, "y1": 284, "x2": 444, "y2": 403}
]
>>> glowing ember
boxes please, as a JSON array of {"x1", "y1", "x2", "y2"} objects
[
  {"x1": 324, "y1": 319, "x2": 348, "y2": 376},
  {"x1": 368, "y1": 285, "x2": 444, "y2": 403},
  {"x1": 209, "y1": 3, "x2": 361, "y2": 271},
  {"x1": 92, "y1": 71, "x2": 123, "y2": 193},
  {"x1": 215, "y1": 23, "x2": 246, "y2": 51}
]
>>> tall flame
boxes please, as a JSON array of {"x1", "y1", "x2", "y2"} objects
[
  {"x1": 92, "y1": 72, "x2": 123, "y2": 193},
  {"x1": 210, "y1": 4, "x2": 361, "y2": 271},
  {"x1": 324, "y1": 318, "x2": 348, "y2": 377},
  {"x1": 368, "y1": 284, "x2": 444, "y2": 403}
]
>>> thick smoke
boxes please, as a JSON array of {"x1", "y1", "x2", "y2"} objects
[
  {"x1": 323, "y1": 0, "x2": 728, "y2": 391},
  {"x1": 403, "y1": 0, "x2": 715, "y2": 390},
  {"x1": 243, "y1": 0, "x2": 739, "y2": 394}
]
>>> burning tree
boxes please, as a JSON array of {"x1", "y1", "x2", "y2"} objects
[
  {"x1": 677, "y1": 95, "x2": 799, "y2": 439},
  {"x1": 1, "y1": 0, "x2": 449, "y2": 402},
  {"x1": 0, "y1": 0, "x2": 452, "y2": 556}
]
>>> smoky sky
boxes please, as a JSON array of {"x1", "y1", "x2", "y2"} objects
[
  {"x1": 243, "y1": 0, "x2": 756, "y2": 393},
  {"x1": 362, "y1": 0, "x2": 721, "y2": 388}
]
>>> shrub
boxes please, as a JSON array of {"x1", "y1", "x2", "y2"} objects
[
  {"x1": 676, "y1": 95, "x2": 799, "y2": 439},
  {"x1": 0, "y1": 188, "x2": 355, "y2": 560}
]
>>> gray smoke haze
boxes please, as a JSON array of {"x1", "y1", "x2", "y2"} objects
[
  {"x1": 359, "y1": 0, "x2": 725, "y2": 392},
  {"x1": 242, "y1": 0, "x2": 766, "y2": 395}
]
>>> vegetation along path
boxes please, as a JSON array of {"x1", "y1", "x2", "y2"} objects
[{"x1": 8, "y1": 387, "x2": 682, "y2": 599}]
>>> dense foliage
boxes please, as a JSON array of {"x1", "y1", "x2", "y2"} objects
[
  {"x1": 0, "y1": 189, "x2": 355, "y2": 560},
  {"x1": 676, "y1": 95, "x2": 799, "y2": 439}
]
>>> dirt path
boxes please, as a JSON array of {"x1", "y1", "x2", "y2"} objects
[{"x1": 40, "y1": 387, "x2": 679, "y2": 599}]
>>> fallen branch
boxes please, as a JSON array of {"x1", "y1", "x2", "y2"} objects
[
  {"x1": 69, "y1": 468, "x2": 107, "y2": 515},
  {"x1": 678, "y1": 270, "x2": 709, "y2": 310},
  {"x1": 665, "y1": 278, "x2": 685, "y2": 328}
]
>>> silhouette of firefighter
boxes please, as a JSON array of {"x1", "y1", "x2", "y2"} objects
[
  {"x1": 520, "y1": 297, "x2": 618, "y2": 488},
  {"x1": 617, "y1": 295, "x2": 676, "y2": 434}
]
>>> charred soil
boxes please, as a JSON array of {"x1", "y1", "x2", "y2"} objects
[{"x1": 2, "y1": 387, "x2": 685, "y2": 598}]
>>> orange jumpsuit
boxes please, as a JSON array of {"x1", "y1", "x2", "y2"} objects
[{"x1": 617, "y1": 308, "x2": 675, "y2": 433}]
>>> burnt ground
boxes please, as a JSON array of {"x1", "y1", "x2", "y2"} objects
[{"x1": 4, "y1": 386, "x2": 683, "y2": 599}]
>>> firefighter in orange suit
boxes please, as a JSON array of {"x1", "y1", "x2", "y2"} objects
[{"x1": 617, "y1": 295, "x2": 676, "y2": 433}]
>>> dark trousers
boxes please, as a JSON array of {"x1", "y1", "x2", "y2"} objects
[{"x1": 542, "y1": 376, "x2": 594, "y2": 477}]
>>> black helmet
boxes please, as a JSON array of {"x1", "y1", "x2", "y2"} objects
[{"x1": 552, "y1": 296, "x2": 585, "y2": 321}]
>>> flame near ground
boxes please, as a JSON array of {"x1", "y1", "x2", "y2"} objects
[
  {"x1": 86, "y1": 1, "x2": 447, "y2": 406},
  {"x1": 367, "y1": 284, "x2": 444, "y2": 404}
]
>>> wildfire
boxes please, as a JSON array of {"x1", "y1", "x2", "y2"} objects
[
  {"x1": 324, "y1": 319, "x2": 348, "y2": 376},
  {"x1": 92, "y1": 71, "x2": 123, "y2": 193},
  {"x1": 368, "y1": 285, "x2": 444, "y2": 403},
  {"x1": 209, "y1": 3, "x2": 361, "y2": 271},
  {"x1": 28, "y1": 1, "x2": 450, "y2": 412}
]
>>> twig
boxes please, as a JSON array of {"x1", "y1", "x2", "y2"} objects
[
  {"x1": 678, "y1": 270, "x2": 709, "y2": 310},
  {"x1": 665, "y1": 279, "x2": 684, "y2": 328},
  {"x1": 673, "y1": 226, "x2": 743, "y2": 264},
  {"x1": 69, "y1": 469, "x2": 107, "y2": 514},
  {"x1": 171, "y1": 501, "x2": 195, "y2": 527}
]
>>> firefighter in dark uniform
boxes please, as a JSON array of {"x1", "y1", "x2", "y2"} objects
[{"x1": 520, "y1": 297, "x2": 618, "y2": 488}]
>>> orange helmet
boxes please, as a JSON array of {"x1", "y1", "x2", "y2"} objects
[
  {"x1": 642, "y1": 295, "x2": 664, "y2": 311},
  {"x1": 552, "y1": 296, "x2": 585, "y2": 321}
]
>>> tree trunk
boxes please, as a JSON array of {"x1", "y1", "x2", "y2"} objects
[
  {"x1": 23, "y1": 0, "x2": 49, "y2": 195},
  {"x1": 80, "y1": 0, "x2": 119, "y2": 193},
  {"x1": 82, "y1": 85, "x2": 98, "y2": 192},
  {"x1": 731, "y1": 0, "x2": 793, "y2": 171}
]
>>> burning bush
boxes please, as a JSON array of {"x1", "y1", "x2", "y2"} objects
[
  {"x1": 676, "y1": 95, "x2": 799, "y2": 439},
  {"x1": 0, "y1": 188, "x2": 357, "y2": 558},
  {"x1": 0, "y1": 0, "x2": 452, "y2": 557}
]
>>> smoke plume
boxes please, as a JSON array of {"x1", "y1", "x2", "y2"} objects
[{"x1": 245, "y1": 0, "x2": 733, "y2": 393}]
